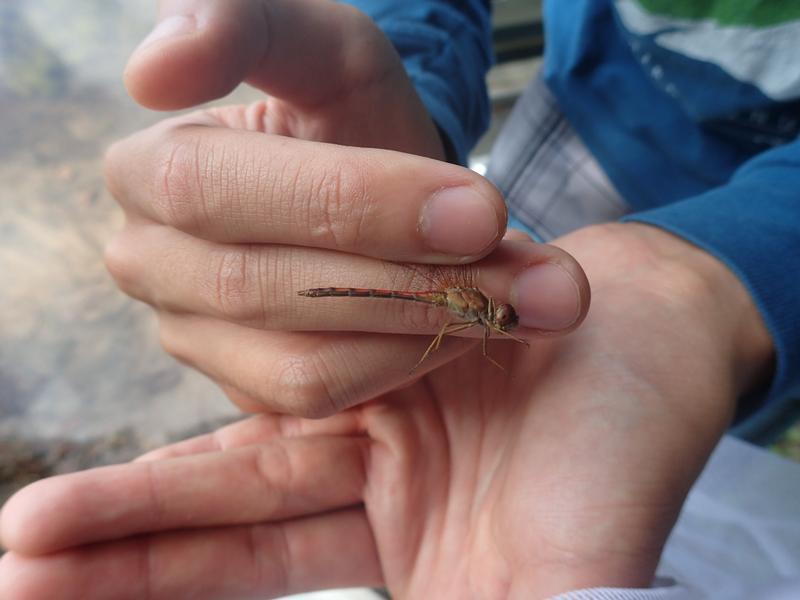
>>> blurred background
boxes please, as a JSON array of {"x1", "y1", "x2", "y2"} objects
[
  {"x1": 0, "y1": 0, "x2": 247, "y2": 506},
  {"x1": 0, "y1": 0, "x2": 798, "y2": 592}
]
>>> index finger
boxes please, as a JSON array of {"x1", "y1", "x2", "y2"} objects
[
  {"x1": 0, "y1": 436, "x2": 366, "y2": 556},
  {"x1": 105, "y1": 113, "x2": 507, "y2": 264}
]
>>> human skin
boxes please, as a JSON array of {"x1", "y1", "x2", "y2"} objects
[
  {"x1": 0, "y1": 223, "x2": 773, "y2": 599},
  {"x1": 0, "y1": 1, "x2": 774, "y2": 598}
]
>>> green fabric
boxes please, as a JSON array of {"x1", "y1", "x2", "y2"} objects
[{"x1": 633, "y1": 0, "x2": 800, "y2": 27}]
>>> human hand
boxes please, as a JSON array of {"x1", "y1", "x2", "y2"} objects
[
  {"x1": 124, "y1": 0, "x2": 446, "y2": 157},
  {"x1": 105, "y1": 0, "x2": 590, "y2": 417},
  {"x1": 0, "y1": 223, "x2": 773, "y2": 598}
]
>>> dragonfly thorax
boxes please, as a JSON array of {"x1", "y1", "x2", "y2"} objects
[
  {"x1": 443, "y1": 288, "x2": 518, "y2": 331},
  {"x1": 444, "y1": 287, "x2": 490, "y2": 321}
]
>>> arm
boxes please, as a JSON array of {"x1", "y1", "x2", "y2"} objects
[{"x1": 623, "y1": 139, "x2": 800, "y2": 440}]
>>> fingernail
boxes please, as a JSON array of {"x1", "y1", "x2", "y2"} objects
[
  {"x1": 136, "y1": 15, "x2": 197, "y2": 52},
  {"x1": 419, "y1": 187, "x2": 500, "y2": 257},
  {"x1": 511, "y1": 263, "x2": 581, "y2": 331}
]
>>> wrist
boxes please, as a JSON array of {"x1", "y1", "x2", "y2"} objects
[{"x1": 618, "y1": 222, "x2": 775, "y2": 396}]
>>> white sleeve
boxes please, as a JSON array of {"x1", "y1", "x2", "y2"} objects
[
  {"x1": 555, "y1": 436, "x2": 800, "y2": 600},
  {"x1": 554, "y1": 579, "x2": 800, "y2": 600}
]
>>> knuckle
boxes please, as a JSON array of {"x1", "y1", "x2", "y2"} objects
[
  {"x1": 151, "y1": 126, "x2": 211, "y2": 230},
  {"x1": 252, "y1": 444, "x2": 293, "y2": 504},
  {"x1": 205, "y1": 246, "x2": 267, "y2": 324},
  {"x1": 267, "y1": 354, "x2": 342, "y2": 419},
  {"x1": 303, "y1": 159, "x2": 373, "y2": 251}
]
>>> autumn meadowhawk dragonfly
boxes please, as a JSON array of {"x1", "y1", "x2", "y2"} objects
[{"x1": 297, "y1": 265, "x2": 529, "y2": 372}]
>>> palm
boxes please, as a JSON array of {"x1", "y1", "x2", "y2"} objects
[
  {"x1": 360, "y1": 350, "x2": 548, "y2": 598},
  {"x1": 358, "y1": 228, "x2": 735, "y2": 596},
  {"x1": 361, "y1": 336, "x2": 664, "y2": 593},
  {"x1": 0, "y1": 228, "x2": 734, "y2": 598}
]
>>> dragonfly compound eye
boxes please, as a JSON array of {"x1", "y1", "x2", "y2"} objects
[{"x1": 494, "y1": 303, "x2": 519, "y2": 330}]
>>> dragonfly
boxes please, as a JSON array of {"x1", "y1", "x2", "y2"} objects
[{"x1": 297, "y1": 271, "x2": 529, "y2": 372}]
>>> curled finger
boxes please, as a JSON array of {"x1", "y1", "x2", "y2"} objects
[
  {"x1": 0, "y1": 508, "x2": 379, "y2": 599},
  {"x1": 105, "y1": 117, "x2": 506, "y2": 264},
  {"x1": 156, "y1": 312, "x2": 475, "y2": 417},
  {"x1": 1, "y1": 437, "x2": 367, "y2": 556},
  {"x1": 136, "y1": 411, "x2": 365, "y2": 462},
  {"x1": 107, "y1": 224, "x2": 589, "y2": 338}
]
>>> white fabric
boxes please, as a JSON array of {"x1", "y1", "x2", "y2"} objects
[
  {"x1": 614, "y1": 0, "x2": 800, "y2": 101},
  {"x1": 485, "y1": 74, "x2": 628, "y2": 242},
  {"x1": 555, "y1": 436, "x2": 800, "y2": 599}
]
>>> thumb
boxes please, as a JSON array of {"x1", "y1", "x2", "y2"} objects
[{"x1": 125, "y1": 0, "x2": 391, "y2": 111}]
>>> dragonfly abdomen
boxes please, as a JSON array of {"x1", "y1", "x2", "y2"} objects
[{"x1": 298, "y1": 287, "x2": 446, "y2": 306}]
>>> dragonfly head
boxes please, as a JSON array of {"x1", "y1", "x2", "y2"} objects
[{"x1": 493, "y1": 303, "x2": 519, "y2": 331}]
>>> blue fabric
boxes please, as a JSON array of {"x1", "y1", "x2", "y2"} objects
[
  {"x1": 342, "y1": 0, "x2": 800, "y2": 433},
  {"x1": 542, "y1": 0, "x2": 800, "y2": 434},
  {"x1": 541, "y1": 1, "x2": 748, "y2": 206},
  {"x1": 343, "y1": 0, "x2": 493, "y2": 165},
  {"x1": 508, "y1": 213, "x2": 544, "y2": 243},
  {"x1": 623, "y1": 140, "x2": 800, "y2": 438}
]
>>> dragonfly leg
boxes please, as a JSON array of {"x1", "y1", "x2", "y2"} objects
[
  {"x1": 409, "y1": 320, "x2": 452, "y2": 374},
  {"x1": 438, "y1": 321, "x2": 476, "y2": 348},
  {"x1": 409, "y1": 321, "x2": 476, "y2": 374},
  {"x1": 488, "y1": 323, "x2": 530, "y2": 347},
  {"x1": 481, "y1": 324, "x2": 505, "y2": 370}
]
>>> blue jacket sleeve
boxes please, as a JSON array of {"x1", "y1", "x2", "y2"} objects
[
  {"x1": 342, "y1": 0, "x2": 493, "y2": 164},
  {"x1": 623, "y1": 140, "x2": 800, "y2": 440}
]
